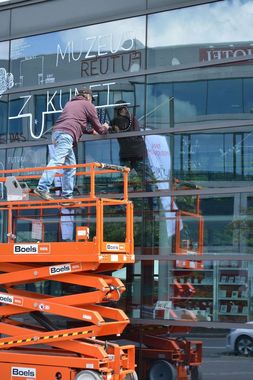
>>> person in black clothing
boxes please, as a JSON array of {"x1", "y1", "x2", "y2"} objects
[
  {"x1": 111, "y1": 100, "x2": 146, "y2": 165},
  {"x1": 110, "y1": 100, "x2": 153, "y2": 192}
]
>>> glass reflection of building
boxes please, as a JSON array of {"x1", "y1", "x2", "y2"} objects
[{"x1": 1, "y1": 0, "x2": 253, "y2": 374}]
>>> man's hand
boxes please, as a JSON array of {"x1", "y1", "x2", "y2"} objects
[
  {"x1": 92, "y1": 130, "x2": 98, "y2": 135},
  {"x1": 102, "y1": 122, "x2": 110, "y2": 130},
  {"x1": 110, "y1": 125, "x2": 120, "y2": 133}
]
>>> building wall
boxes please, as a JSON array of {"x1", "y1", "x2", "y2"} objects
[
  {"x1": 0, "y1": 1, "x2": 253, "y2": 374},
  {"x1": 0, "y1": 0, "x2": 221, "y2": 40}
]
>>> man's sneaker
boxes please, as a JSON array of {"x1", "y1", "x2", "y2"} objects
[
  {"x1": 34, "y1": 188, "x2": 54, "y2": 201},
  {"x1": 61, "y1": 196, "x2": 74, "y2": 206},
  {"x1": 61, "y1": 196, "x2": 82, "y2": 207}
]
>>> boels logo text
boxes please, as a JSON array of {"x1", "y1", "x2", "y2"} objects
[
  {"x1": 0, "y1": 293, "x2": 23, "y2": 306},
  {"x1": 49, "y1": 263, "x2": 82, "y2": 275},
  {"x1": 13, "y1": 244, "x2": 50, "y2": 254},
  {"x1": 106, "y1": 243, "x2": 125, "y2": 251},
  {"x1": 11, "y1": 366, "x2": 36, "y2": 378}
]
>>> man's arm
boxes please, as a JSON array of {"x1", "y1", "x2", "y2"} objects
[{"x1": 86, "y1": 103, "x2": 109, "y2": 134}]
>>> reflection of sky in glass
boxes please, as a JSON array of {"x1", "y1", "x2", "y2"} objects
[
  {"x1": 148, "y1": 0, "x2": 253, "y2": 47},
  {"x1": 0, "y1": 41, "x2": 9, "y2": 60},
  {"x1": 11, "y1": 16, "x2": 145, "y2": 59}
]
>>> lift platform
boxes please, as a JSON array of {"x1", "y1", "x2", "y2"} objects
[{"x1": 0, "y1": 162, "x2": 137, "y2": 380}]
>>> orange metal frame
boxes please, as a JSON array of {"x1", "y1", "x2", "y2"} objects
[
  {"x1": 0, "y1": 162, "x2": 136, "y2": 380},
  {"x1": 125, "y1": 325, "x2": 202, "y2": 380},
  {"x1": 172, "y1": 184, "x2": 204, "y2": 270}
]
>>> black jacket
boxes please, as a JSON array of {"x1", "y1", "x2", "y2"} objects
[{"x1": 110, "y1": 114, "x2": 147, "y2": 160}]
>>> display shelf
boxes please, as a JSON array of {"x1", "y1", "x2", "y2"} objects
[
  {"x1": 172, "y1": 297, "x2": 212, "y2": 300},
  {"x1": 219, "y1": 298, "x2": 248, "y2": 301},
  {"x1": 171, "y1": 262, "x2": 250, "y2": 322},
  {"x1": 218, "y1": 312, "x2": 248, "y2": 316},
  {"x1": 218, "y1": 282, "x2": 246, "y2": 285},
  {"x1": 217, "y1": 261, "x2": 249, "y2": 322},
  {"x1": 172, "y1": 265, "x2": 214, "y2": 322},
  {"x1": 172, "y1": 281, "x2": 213, "y2": 285}
]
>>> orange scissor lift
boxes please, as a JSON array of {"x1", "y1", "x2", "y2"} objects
[{"x1": 0, "y1": 162, "x2": 137, "y2": 380}]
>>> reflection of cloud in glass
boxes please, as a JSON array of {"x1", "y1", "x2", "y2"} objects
[
  {"x1": 0, "y1": 68, "x2": 14, "y2": 96},
  {"x1": 0, "y1": 41, "x2": 9, "y2": 60},
  {"x1": 148, "y1": 94, "x2": 197, "y2": 124},
  {"x1": 11, "y1": 16, "x2": 145, "y2": 59},
  {"x1": 58, "y1": 17, "x2": 145, "y2": 52},
  {"x1": 175, "y1": 99, "x2": 197, "y2": 121},
  {"x1": 148, "y1": 0, "x2": 253, "y2": 47},
  {"x1": 11, "y1": 38, "x2": 29, "y2": 59}
]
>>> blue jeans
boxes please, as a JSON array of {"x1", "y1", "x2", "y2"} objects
[{"x1": 38, "y1": 131, "x2": 76, "y2": 198}]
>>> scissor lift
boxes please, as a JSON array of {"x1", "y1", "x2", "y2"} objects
[
  {"x1": 124, "y1": 324, "x2": 202, "y2": 380},
  {"x1": 0, "y1": 162, "x2": 137, "y2": 380}
]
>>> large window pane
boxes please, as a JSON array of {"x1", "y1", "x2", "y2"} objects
[
  {"x1": 173, "y1": 129, "x2": 253, "y2": 185},
  {"x1": 173, "y1": 192, "x2": 253, "y2": 255},
  {"x1": 147, "y1": 72, "x2": 253, "y2": 129},
  {"x1": 147, "y1": 1, "x2": 253, "y2": 70},
  {"x1": 6, "y1": 145, "x2": 47, "y2": 190},
  {"x1": 10, "y1": 16, "x2": 145, "y2": 89},
  {"x1": 207, "y1": 79, "x2": 243, "y2": 114},
  {"x1": 8, "y1": 77, "x2": 145, "y2": 143},
  {"x1": 138, "y1": 192, "x2": 253, "y2": 258},
  {"x1": 132, "y1": 259, "x2": 253, "y2": 323},
  {"x1": 0, "y1": 40, "x2": 10, "y2": 144},
  {"x1": 0, "y1": 95, "x2": 7, "y2": 144},
  {"x1": 0, "y1": 149, "x2": 5, "y2": 202},
  {"x1": 9, "y1": 88, "x2": 67, "y2": 142},
  {"x1": 82, "y1": 133, "x2": 171, "y2": 196},
  {"x1": 0, "y1": 40, "x2": 8, "y2": 65},
  {"x1": 0, "y1": 40, "x2": 11, "y2": 91}
]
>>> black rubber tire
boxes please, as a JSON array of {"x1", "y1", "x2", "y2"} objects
[
  {"x1": 191, "y1": 366, "x2": 203, "y2": 380},
  {"x1": 148, "y1": 360, "x2": 177, "y2": 380},
  {"x1": 235, "y1": 335, "x2": 253, "y2": 356},
  {"x1": 75, "y1": 370, "x2": 103, "y2": 380}
]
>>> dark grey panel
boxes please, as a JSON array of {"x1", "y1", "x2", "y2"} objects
[
  {"x1": 0, "y1": 10, "x2": 10, "y2": 39},
  {"x1": 10, "y1": 0, "x2": 146, "y2": 39}
]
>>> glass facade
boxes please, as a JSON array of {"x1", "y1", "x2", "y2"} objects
[
  {"x1": 147, "y1": 2, "x2": 253, "y2": 69},
  {"x1": 1, "y1": 0, "x2": 253, "y2": 377},
  {"x1": 10, "y1": 17, "x2": 146, "y2": 88}
]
